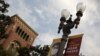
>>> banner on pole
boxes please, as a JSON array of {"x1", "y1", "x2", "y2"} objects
[{"x1": 64, "y1": 34, "x2": 83, "y2": 56}]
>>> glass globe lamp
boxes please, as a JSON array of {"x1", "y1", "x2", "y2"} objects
[
  {"x1": 76, "y1": 2, "x2": 86, "y2": 13},
  {"x1": 61, "y1": 9, "x2": 70, "y2": 19}
]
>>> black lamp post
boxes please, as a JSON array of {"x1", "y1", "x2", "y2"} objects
[
  {"x1": 0, "y1": 0, "x2": 12, "y2": 40},
  {"x1": 57, "y1": 2, "x2": 86, "y2": 56}
]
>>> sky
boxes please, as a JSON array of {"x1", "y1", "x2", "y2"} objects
[{"x1": 5, "y1": 0, "x2": 100, "y2": 56}]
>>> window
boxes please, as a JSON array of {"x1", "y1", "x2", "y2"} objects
[
  {"x1": 15, "y1": 26, "x2": 30, "y2": 41},
  {"x1": 23, "y1": 33, "x2": 27, "y2": 39},
  {"x1": 21, "y1": 31, "x2": 24, "y2": 37},
  {"x1": 7, "y1": 40, "x2": 21, "y2": 50},
  {"x1": 25, "y1": 35, "x2": 29, "y2": 41},
  {"x1": 18, "y1": 29, "x2": 22, "y2": 35},
  {"x1": 16, "y1": 27, "x2": 19, "y2": 33}
]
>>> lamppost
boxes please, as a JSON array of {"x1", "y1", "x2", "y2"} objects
[{"x1": 57, "y1": 2, "x2": 86, "y2": 56}]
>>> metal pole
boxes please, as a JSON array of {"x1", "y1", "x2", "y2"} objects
[
  {"x1": 57, "y1": 15, "x2": 73, "y2": 56},
  {"x1": 56, "y1": 35, "x2": 68, "y2": 56}
]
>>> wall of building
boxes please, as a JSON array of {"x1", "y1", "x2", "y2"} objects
[{"x1": 1, "y1": 15, "x2": 38, "y2": 49}]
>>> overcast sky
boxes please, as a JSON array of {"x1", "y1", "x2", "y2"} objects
[{"x1": 6, "y1": 0, "x2": 100, "y2": 56}]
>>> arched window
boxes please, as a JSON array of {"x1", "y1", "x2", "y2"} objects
[
  {"x1": 13, "y1": 40, "x2": 21, "y2": 49},
  {"x1": 23, "y1": 33, "x2": 27, "y2": 39},
  {"x1": 15, "y1": 27, "x2": 20, "y2": 33},
  {"x1": 18, "y1": 29, "x2": 22, "y2": 35},
  {"x1": 21, "y1": 31, "x2": 24, "y2": 37},
  {"x1": 7, "y1": 40, "x2": 20, "y2": 56},
  {"x1": 25, "y1": 35, "x2": 29, "y2": 41},
  {"x1": 7, "y1": 40, "x2": 21, "y2": 50}
]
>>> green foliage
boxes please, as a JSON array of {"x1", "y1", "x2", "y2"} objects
[
  {"x1": 0, "y1": 45, "x2": 7, "y2": 56},
  {"x1": 0, "y1": 45, "x2": 14, "y2": 56},
  {"x1": 0, "y1": 0, "x2": 12, "y2": 40},
  {"x1": 0, "y1": 0, "x2": 9, "y2": 13},
  {"x1": 17, "y1": 45, "x2": 50, "y2": 56},
  {"x1": 17, "y1": 47, "x2": 30, "y2": 56},
  {"x1": 30, "y1": 45, "x2": 50, "y2": 56}
]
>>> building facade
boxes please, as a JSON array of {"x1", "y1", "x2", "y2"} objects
[{"x1": 0, "y1": 14, "x2": 38, "y2": 49}]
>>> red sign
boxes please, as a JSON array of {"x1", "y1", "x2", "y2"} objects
[{"x1": 64, "y1": 34, "x2": 83, "y2": 56}]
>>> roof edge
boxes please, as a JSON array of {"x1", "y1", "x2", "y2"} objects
[
  {"x1": 11, "y1": 14, "x2": 38, "y2": 36},
  {"x1": 53, "y1": 33, "x2": 84, "y2": 40}
]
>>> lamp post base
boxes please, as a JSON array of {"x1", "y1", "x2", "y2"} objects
[{"x1": 56, "y1": 35, "x2": 68, "y2": 56}]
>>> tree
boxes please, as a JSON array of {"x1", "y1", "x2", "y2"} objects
[
  {"x1": 0, "y1": 45, "x2": 7, "y2": 56},
  {"x1": 0, "y1": 45, "x2": 13, "y2": 56},
  {"x1": 17, "y1": 47, "x2": 31, "y2": 56},
  {"x1": 30, "y1": 45, "x2": 50, "y2": 56},
  {"x1": 0, "y1": 0, "x2": 12, "y2": 40},
  {"x1": 17, "y1": 45, "x2": 50, "y2": 56}
]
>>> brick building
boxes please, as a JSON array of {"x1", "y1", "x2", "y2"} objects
[{"x1": 0, "y1": 14, "x2": 38, "y2": 49}]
